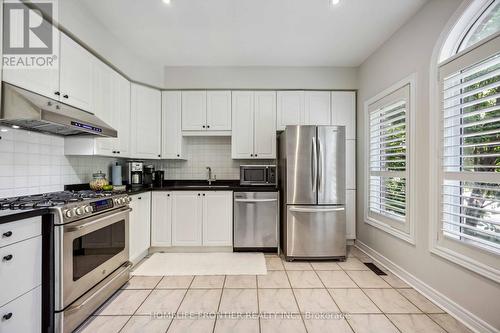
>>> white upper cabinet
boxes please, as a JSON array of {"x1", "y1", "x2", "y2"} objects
[
  {"x1": 232, "y1": 91, "x2": 276, "y2": 159},
  {"x1": 182, "y1": 91, "x2": 207, "y2": 131},
  {"x1": 331, "y1": 91, "x2": 356, "y2": 140},
  {"x1": 59, "y1": 33, "x2": 93, "y2": 111},
  {"x1": 231, "y1": 92, "x2": 254, "y2": 159},
  {"x1": 277, "y1": 91, "x2": 304, "y2": 131},
  {"x1": 162, "y1": 91, "x2": 185, "y2": 159},
  {"x1": 202, "y1": 192, "x2": 233, "y2": 246},
  {"x1": 64, "y1": 61, "x2": 131, "y2": 158},
  {"x1": 131, "y1": 83, "x2": 162, "y2": 159},
  {"x1": 182, "y1": 90, "x2": 231, "y2": 133},
  {"x1": 253, "y1": 91, "x2": 277, "y2": 159},
  {"x1": 304, "y1": 91, "x2": 331, "y2": 125},
  {"x1": 206, "y1": 91, "x2": 232, "y2": 130},
  {"x1": 1, "y1": 1, "x2": 59, "y2": 99}
]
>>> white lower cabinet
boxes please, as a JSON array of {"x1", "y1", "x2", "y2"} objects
[
  {"x1": 151, "y1": 192, "x2": 173, "y2": 247},
  {"x1": 346, "y1": 190, "x2": 356, "y2": 240},
  {"x1": 129, "y1": 192, "x2": 151, "y2": 262},
  {"x1": 202, "y1": 192, "x2": 233, "y2": 246},
  {"x1": 171, "y1": 192, "x2": 203, "y2": 246},
  {"x1": 168, "y1": 191, "x2": 233, "y2": 247},
  {"x1": 0, "y1": 286, "x2": 41, "y2": 333}
]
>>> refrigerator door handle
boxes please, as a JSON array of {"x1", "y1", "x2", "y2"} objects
[
  {"x1": 318, "y1": 137, "x2": 323, "y2": 192},
  {"x1": 312, "y1": 136, "x2": 317, "y2": 193},
  {"x1": 289, "y1": 207, "x2": 345, "y2": 213}
]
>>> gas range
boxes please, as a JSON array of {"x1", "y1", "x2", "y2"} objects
[{"x1": 0, "y1": 191, "x2": 130, "y2": 224}]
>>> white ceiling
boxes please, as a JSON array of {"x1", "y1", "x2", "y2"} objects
[{"x1": 79, "y1": 0, "x2": 428, "y2": 68}]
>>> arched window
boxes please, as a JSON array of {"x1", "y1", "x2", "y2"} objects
[
  {"x1": 432, "y1": 0, "x2": 500, "y2": 282},
  {"x1": 458, "y1": 0, "x2": 500, "y2": 52}
]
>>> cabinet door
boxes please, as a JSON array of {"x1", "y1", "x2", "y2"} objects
[
  {"x1": 129, "y1": 193, "x2": 151, "y2": 262},
  {"x1": 93, "y1": 59, "x2": 115, "y2": 156},
  {"x1": 151, "y1": 192, "x2": 172, "y2": 247},
  {"x1": 331, "y1": 91, "x2": 356, "y2": 140},
  {"x1": 114, "y1": 73, "x2": 131, "y2": 157},
  {"x1": 0, "y1": 286, "x2": 41, "y2": 333},
  {"x1": 346, "y1": 190, "x2": 356, "y2": 239},
  {"x1": 206, "y1": 91, "x2": 231, "y2": 131},
  {"x1": 254, "y1": 91, "x2": 277, "y2": 159},
  {"x1": 59, "y1": 33, "x2": 93, "y2": 111},
  {"x1": 277, "y1": 91, "x2": 304, "y2": 131},
  {"x1": 231, "y1": 91, "x2": 255, "y2": 159},
  {"x1": 202, "y1": 192, "x2": 233, "y2": 246},
  {"x1": 162, "y1": 91, "x2": 183, "y2": 159},
  {"x1": 171, "y1": 192, "x2": 202, "y2": 246},
  {"x1": 1, "y1": 1, "x2": 59, "y2": 100},
  {"x1": 181, "y1": 91, "x2": 207, "y2": 131},
  {"x1": 304, "y1": 91, "x2": 331, "y2": 125},
  {"x1": 346, "y1": 140, "x2": 356, "y2": 190},
  {"x1": 131, "y1": 84, "x2": 161, "y2": 159}
]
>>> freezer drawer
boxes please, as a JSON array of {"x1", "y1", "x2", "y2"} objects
[
  {"x1": 233, "y1": 192, "x2": 278, "y2": 249},
  {"x1": 283, "y1": 205, "x2": 346, "y2": 259}
]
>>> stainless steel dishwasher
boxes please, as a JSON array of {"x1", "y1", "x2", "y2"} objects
[{"x1": 233, "y1": 192, "x2": 279, "y2": 252}]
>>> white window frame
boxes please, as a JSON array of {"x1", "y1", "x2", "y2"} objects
[
  {"x1": 364, "y1": 74, "x2": 416, "y2": 244},
  {"x1": 430, "y1": 29, "x2": 500, "y2": 282}
]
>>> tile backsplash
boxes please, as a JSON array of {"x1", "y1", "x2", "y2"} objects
[
  {"x1": 0, "y1": 126, "x2": 117, "y2": 198},
  {"x1": 0, "y1": 128, "x2": 274, "y2": 198},
  {"x1": 152, "y1": 136, "x2": 275, "y2": 180}
]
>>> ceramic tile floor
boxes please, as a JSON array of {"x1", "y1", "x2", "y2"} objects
[{"x1": 76, "y1": 247, "x2": 473, "y2": 333}]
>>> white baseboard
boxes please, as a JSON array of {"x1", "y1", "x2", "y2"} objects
[
  {"x1": 355, "y1": 240, "x2": 499, "y2": 333},
  {"x1": 149, "y1": 246, "x2": 233, "y2": 253}
]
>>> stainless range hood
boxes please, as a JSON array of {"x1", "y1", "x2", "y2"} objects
[{"x1": 0, "y1": 83, "x2": 117, "y2": 137}]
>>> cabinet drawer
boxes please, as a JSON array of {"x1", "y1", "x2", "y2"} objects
[
  {"x1": 0, "y1": 217, "x2": 41, "y2": 248},
  {"x1": 0, "y1": 286, "x2": 41, "y2": 333},
  {"x1": 0, "y1": 236, "x2": 42, "y2": 306}
]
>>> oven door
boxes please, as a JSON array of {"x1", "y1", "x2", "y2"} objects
[{"x1": 58, "y1": 207, "x2": 130, "y2": 310}]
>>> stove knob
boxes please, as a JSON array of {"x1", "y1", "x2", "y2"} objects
[
  {"x1": 84, "y1": 206, "x2": 93, "y2": 213},
  {"x1": 114, "y1": 198, "x2": 121, "y2": 205},
  {"x1": 75, "y1": 207, "x2": 83, "y2": 216},
  {"x1": 64, "y1": 209, "x2": 73, "y2": 218},
  {"x1": 124, "y1": 197, "x2": 130, "y2": 203},
  {"x1": 118, "y1": 198, "x2": 125, "y2": 204}
]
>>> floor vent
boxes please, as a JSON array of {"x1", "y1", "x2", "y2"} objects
[{"x1": 364, "y1": 262, "x2": 387, "y2": 276}]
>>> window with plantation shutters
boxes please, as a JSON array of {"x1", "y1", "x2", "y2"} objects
[
  {"x1": 439, "y1": 34, "x2": 500, "y2": 254},
  {"x1": 366, "y1": 83, "x2": 413, "y2": 241}
]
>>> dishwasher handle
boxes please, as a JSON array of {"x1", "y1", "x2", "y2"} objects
[{"x1": 234, "y1": 198, "x2": 278, "y2": 203}]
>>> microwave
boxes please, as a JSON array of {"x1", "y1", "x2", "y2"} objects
[{"x1": 240, "y1": 165, "x2": 277, "y2": 186}]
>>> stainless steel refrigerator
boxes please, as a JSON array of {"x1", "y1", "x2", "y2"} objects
[{"x1": 278, "y1": 125, "x2": 346, "y2": 260}]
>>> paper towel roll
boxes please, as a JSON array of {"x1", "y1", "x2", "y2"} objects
[{"x1": 112, "y1": 164, "x2": 122, "y2": 186}]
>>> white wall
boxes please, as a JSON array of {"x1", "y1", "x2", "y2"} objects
[
  {"x1": 357, "y1": 0, "x2": 500, "y2": 331},
  {"x1": 56, "y1": 0, "x2": 163, "y2": 87},
  {"x1": 163, "y1": 66, "x2": 357, "y2": 89}
]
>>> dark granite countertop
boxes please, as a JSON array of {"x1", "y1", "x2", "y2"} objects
[
  {"x1": 0, "y1": 208, "x2": 50, "y2": 224},
  {"x1": 66, "y1": 180, "x2": 278, "y2": 195}
]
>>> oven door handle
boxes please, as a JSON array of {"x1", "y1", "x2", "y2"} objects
[
  {"x1": 65, "y1": 262, "x2": 132, "y2": 313},
  {"x1": 65, "y1": 207, "x2": 132, "y2": 232}
]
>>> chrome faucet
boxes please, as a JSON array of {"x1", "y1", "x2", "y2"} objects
[{"x1": 206, "y1": 166, "x2": 216, "y2": 185}]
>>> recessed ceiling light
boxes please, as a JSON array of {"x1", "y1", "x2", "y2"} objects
[
  {"x1": 331, "y1": 0, "x2": 340, "y2": 5},
  {"x1": 11, "y1": 125, "x2": 20, "y2": 129},
  {"x1": 0, "y1": 128, "x2": 8, "y2": 132},
  {"x1": 162, "y1": 0, "x2": 171, "y2": 5}
]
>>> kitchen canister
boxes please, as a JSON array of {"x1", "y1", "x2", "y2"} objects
[{"x1": 112, "y1": 162, "x2": 123, "y2": 186}]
